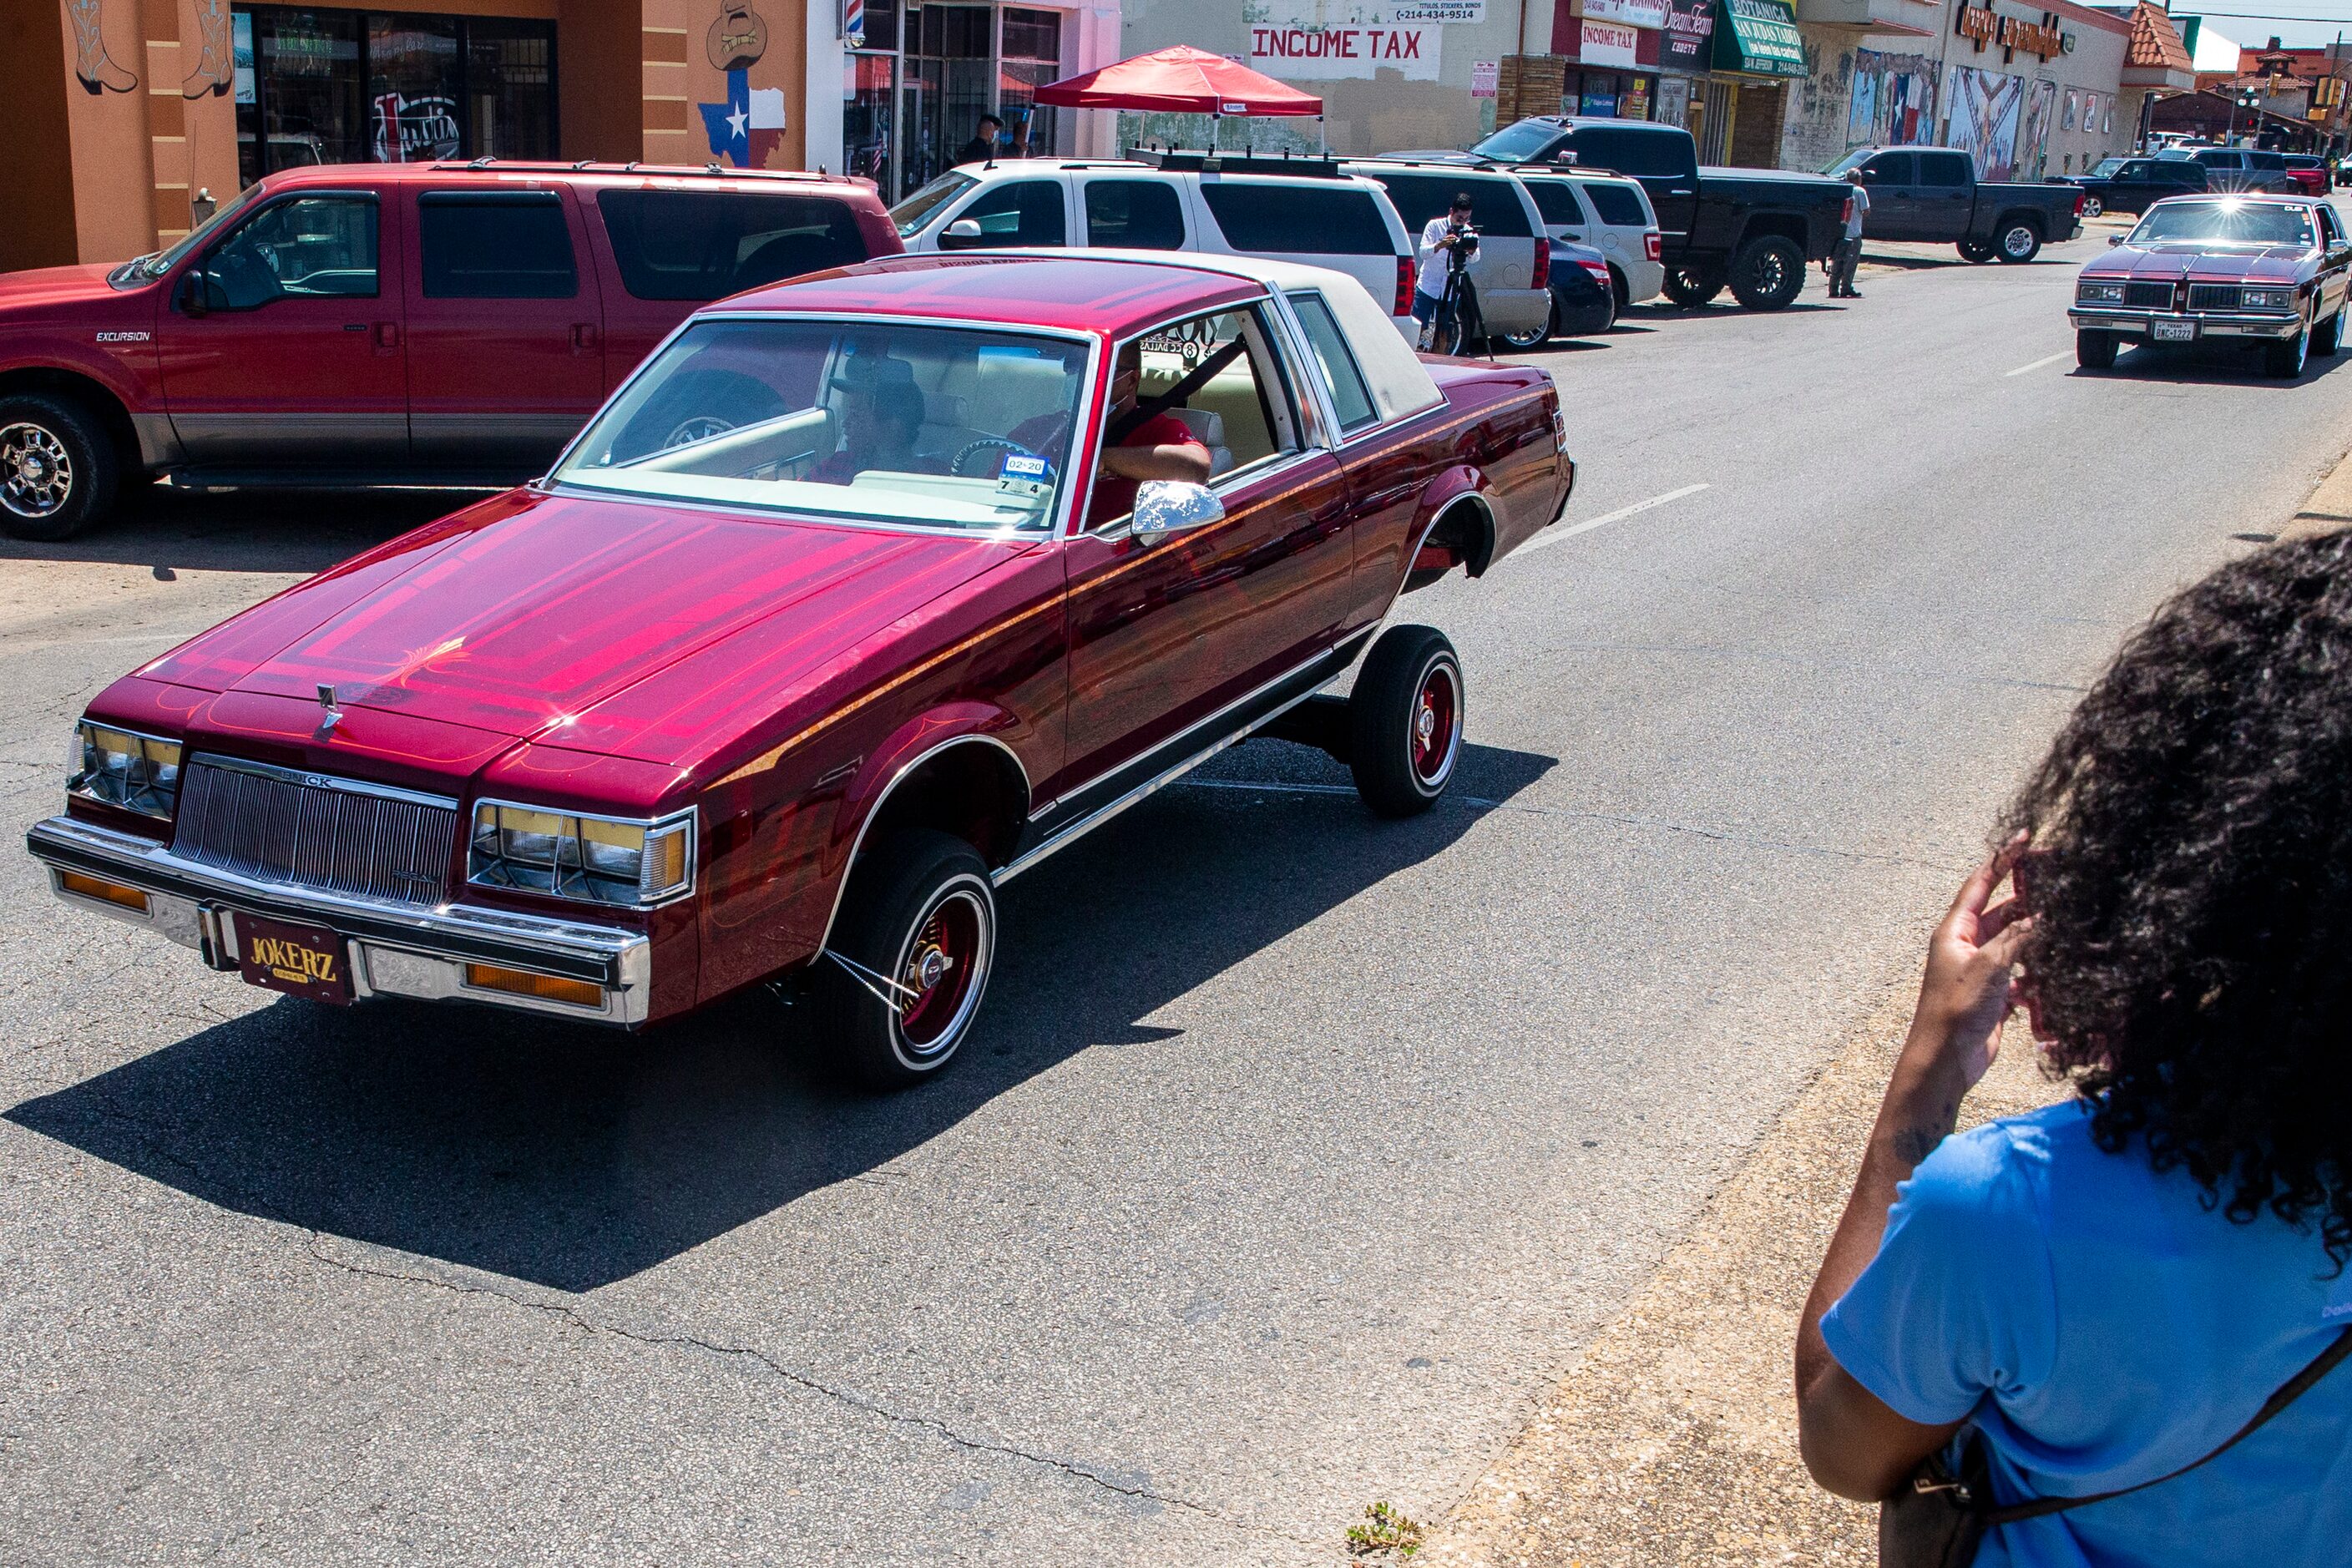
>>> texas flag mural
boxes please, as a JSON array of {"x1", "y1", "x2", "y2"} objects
[{"x1": 698, "y1": 68, "x2": 787, "y2": 167}]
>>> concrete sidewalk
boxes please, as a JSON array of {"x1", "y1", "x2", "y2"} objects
[{"x1": 1417, "y1": 457, "x2": 2351, "y2": 1568}]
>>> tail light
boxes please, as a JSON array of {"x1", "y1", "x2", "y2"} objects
[
  {"x1": 1579, "y1": 259, "x2": 1610, "y2": 286},
  {"x1": 1644, "y1": 230, "x2": 1662, "y2": 261},
  {"x1": 1394, "y1": 255, "x2": 1414, "y2": 316},
  {"x1": 1532, "y1": 240, "x2": 1550, "y2": 291},
  {"x1": 2074, "y1": 190, "x2": 2087, "y2": 215},
  {"x1": 1841, "y1": 195, "x2": 1854, "y2": 226}
]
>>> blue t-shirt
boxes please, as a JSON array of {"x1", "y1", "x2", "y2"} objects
[{"x1": 1821, "y1": 1100, "x2": 2352, "y2": 1567}]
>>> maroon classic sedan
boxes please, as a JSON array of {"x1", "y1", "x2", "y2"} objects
[
  {"x1": 2070, "y1": 194, "x2": 2352, "y2": 377},
  {"x1": 28, "y1": 254, "x2": 1573, "y2": 1086}
]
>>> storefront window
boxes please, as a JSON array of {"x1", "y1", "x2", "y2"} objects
[
  {"x1": 232, "y1": 5, "x2": 557, "y2": 185},
  {"x1": 847, "y1": 51, "x2": 897, "y2": 186},
  {"x1": 999, "y1": 8, "x2": 1063, "y2": 156}
]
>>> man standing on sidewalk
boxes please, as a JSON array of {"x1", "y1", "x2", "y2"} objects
[{"x1": 1829, "y1": 170, "x2": 1869, "y2": 300}]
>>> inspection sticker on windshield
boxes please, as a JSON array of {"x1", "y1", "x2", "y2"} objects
[{"x1": 997, "y1": 452, "x2": 1053, "y2": 497}]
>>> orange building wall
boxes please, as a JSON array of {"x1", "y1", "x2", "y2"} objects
[{"x1": 1, "y1": 3, "x2": 81, "y2": 272}]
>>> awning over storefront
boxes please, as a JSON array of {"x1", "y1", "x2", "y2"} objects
[{"x1": 1711, "y1": 0, "x2": 1808, "y2": 77}]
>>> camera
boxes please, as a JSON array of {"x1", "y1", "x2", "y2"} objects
[{"x1": 1447, "y1": 220, "x2": 1481, "y2": 265}]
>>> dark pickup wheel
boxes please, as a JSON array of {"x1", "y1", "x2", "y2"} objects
[
  {"x1": 2076, "y1": 330, "x2": 2118, "y2": 370},
  {"x1": 1994, "y1": 220, "x2": 2042, "y2": 264},
  {"x1": 2079, "y1": 194, "x2": 2104, "y2": 219},
  {"x1": 0, "y1": 392, "x2": 119, "y2": 542},
  {"x1": 1957, "y1": 239, "x2": 1995, "y2": 263},
  {"x1": 818, "y1": 828, "x2": 997, "y2": 1089},
  {"x1": 1349, "y1": 625, "x2": 1464, "y2": 818},
  {"x1": 1661, "y1": 264, "x2": 1726, "y2": 308},
  {"x1": 1727, "y1": 235, "x2": 1805, "y2": 311}
]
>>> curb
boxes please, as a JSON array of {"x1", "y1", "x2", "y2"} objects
[{"x1": 2282, "y1": 444, "x2": 2352, "y2": 540}]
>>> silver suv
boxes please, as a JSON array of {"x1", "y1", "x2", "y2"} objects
[{"x1": 1345, "y1": 160, "x2": 1553, "y2": 341}]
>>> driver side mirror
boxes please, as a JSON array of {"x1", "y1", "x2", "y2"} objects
[
  {"x1": 941, "y1": 218, "x2": 986, "y2": 250},
  {"x1": 1129, "y1": 481, "x2": 1223, "y2": 545},
  {"x1": 2110, "y1": 233, "x2": 2125, "y2": 245},
  {"x1": 175, "y1": 268, "x2": 210, "y2": 317}
]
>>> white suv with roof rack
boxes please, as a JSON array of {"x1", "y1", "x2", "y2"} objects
[
  {"x1": 1342, "y1": 159, "x2": 1555, "y2": 343},
  {"x1": 888, "y1": 154, "x2": 1419, "y2": 339}
]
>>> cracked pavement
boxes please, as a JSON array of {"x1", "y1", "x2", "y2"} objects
[{"x1": 7, "y1": 245, "x2": 2350, "y2": 1564}]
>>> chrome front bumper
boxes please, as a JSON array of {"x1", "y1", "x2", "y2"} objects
[
  {"x1": 27, "y1": 815, "x2": 652, "y2": 1025},
  {"x1": 2068, "y1": 307, "x2": 2304, "y2": 341}
]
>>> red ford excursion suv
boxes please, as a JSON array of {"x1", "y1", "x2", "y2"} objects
[{"x1": 0, "y1": 162, "x2": 901, "y2": 539}]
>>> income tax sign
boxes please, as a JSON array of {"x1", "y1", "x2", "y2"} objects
[{"x1": 1247, "y1": 2, "x2": 1445, "y2": 80}]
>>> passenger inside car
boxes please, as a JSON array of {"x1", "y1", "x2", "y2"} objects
[{"x1": 811, "y1": 354, "x2": 942, "y2": 483}]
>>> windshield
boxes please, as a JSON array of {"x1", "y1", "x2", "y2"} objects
[
  {"x1": 889, "y1": 172, "x2": 978, "y2": 237},
  {"x1": 554, "y1": 317, "x2": 1090, "y2": 533},
  {"x1": 1470, "y1": 120, "x2": 1561, "y2": 163},
  {"x1": 115, "y1": 185, "x2": 265, "y2": 285},
  {"x1": 1823, "y1": 149, "x2": 1874, "y2": 178},
  {"x1": 2129, "y1": 200, "x2": 2314, "y2": 249}
]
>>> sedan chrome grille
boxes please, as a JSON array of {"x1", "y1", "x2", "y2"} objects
[
  {"x1": 2188, "y1": 284, "x2": 2242, "y2": 312},
  {"x1": 2123, "y1": 282, "x2": 2175, "y2": 310},
  {"x1": 173, "y1": 756, "x2": 458, "y2": 907}
]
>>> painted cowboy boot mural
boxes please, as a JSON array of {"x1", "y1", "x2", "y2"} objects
[
  {"x1": 183, "y1": 0, "x2": 233, "y2": 98},
  {"x1": 67, "y1": 0, "x2": 139, "y2": 95}
]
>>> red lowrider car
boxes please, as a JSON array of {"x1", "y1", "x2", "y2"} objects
[
  {"x1": 2070, "y1": 194, "x2": 2352, "y2": 377},
  {"x1": 27, "y1": 254, "x2": 1572, "y2": 1085}
]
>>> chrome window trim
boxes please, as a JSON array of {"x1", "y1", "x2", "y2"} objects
[
  {"x1": 546, "y1": 308, "x2": 1104, "y2": 542},
  {"x1": 190, "y1": 751, "x2": 458, "y2": 812},
  {"x1": 810, "y1": 733, "x2": 1031, "y2": 958},
  {"x1": 466, "y1": 796, "x2": 700, "y2": 910}
]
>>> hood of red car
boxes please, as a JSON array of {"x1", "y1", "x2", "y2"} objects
[
  {"x1": 142, "y1": 488, "x2": 1026, "y2": 748},
  {"x1": 2087, "y1": 243, "x2": 2309, "y2": 282},
  {"x1": 0, "y1": 263, "x2": 127, "y2": 314}
]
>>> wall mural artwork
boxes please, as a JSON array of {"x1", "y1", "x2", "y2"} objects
[
  {"x1": 2017, "y1": 78, "x2": 2056, "y2": 180},
  {"x1": 184, "y1": 0, "x2": 233, "y2": 98},
  {"x1": 67, "y1": 0, "x2": 139, "y2": 94},
  {"x1": 1944, "y1": 64, "x2": 2022, "y2": 182},
  {"x1": 697, "y1": 1, "x2": 788, "y2": 166},
  {"x1": 1849, "y1": 48, "x2": 1938, "y2": 149}
]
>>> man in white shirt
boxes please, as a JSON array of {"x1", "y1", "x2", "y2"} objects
[
  {"x1": 1413, "y1": 192, "x2": 1476, "y2": 344},
  {"x1": 1829, "y1": 170, "x2": 1869, "y2": 299}
]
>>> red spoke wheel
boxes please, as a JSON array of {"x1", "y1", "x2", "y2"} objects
[
  {"x1": 820, "y1": 829, "x2": 997, "y2": 1088},
  {"x1": 1348, "y1": 625, "x2": 1464, "y2": 818}
]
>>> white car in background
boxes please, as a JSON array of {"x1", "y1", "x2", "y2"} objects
[
  {"x1": 1515, "y1": 168, "x2": 1665, "y2": 307},
  {"x1": 1345, "y1": 159, "x2": 1555, "y2": 344},
  {"x1": 888, "y1": 154, "x2": 1419, "y2": 339}
]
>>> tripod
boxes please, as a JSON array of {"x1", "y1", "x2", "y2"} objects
[{"x1": 1426, "y1": 239, "x2": 1489, "y2": 358}]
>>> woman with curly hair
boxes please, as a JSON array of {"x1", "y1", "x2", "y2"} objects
[{"x1": 1794, "y1": 532, "x2": 2352, "y2": 1564}]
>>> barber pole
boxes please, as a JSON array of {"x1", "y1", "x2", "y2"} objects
[{"x1": 842, "y1": 0, "x2": 864, "y2": 48}]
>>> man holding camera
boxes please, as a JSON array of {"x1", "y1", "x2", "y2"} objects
[{"x1": 1414, "y1": 192, "x2": 1479, "y2": 347}]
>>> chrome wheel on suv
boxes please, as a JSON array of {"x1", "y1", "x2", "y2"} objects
[{"x1": 0, "y1": 393, "x2": 119, "y2": 542}]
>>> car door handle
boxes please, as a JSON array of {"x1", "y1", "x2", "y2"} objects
[
  {"x1": 573, "y1": 323, "x2": 599, "y2": 352},
  {"x1": 373, "y1": 321, "x2": 398, "y2": 353}
]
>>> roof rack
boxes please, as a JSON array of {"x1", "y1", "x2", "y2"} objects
[
  {"x1": 1124, "y1": 147, "x2": 1345, "y2": 179},
  {"x1": 422, "y1": 158, "x2": 841, "y2": 183}
]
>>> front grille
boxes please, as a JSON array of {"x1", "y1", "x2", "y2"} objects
[
  {"x1": 174, "y1": 758, "x2": 458, "y2": 906},
  {"x1": 2188, "y1": 284, "x2": 2242, "y2": 312},
  {"x1": 2123, "y1": 282, "x2": 2175, "y2": 309}
]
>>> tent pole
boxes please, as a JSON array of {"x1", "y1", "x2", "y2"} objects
[
  {"x1": 1211, "y1": 112, "x2": 1222, "y2": 151},
  {"x1": 1318, "y1": 114, "x2": 1327, "y2": 155}
]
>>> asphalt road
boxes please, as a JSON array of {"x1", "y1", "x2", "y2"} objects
[{"x1": 7, "y1": 223, "x2": 2350, "y2": 1566}]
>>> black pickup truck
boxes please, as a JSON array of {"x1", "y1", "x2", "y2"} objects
[
  {"x1": 1827, "y1": 146, "x2": 2085, "y2": 262},
  {"x1": 1454, "y1": 117, "x2": 1850, "y2": 310}
]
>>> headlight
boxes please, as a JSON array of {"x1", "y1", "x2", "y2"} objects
[
  {"x1": 2240, "y1": 287, "x2": 2294, "y2": 310},
  {"x1": 468, "y1": 801, "x2": 694, "y2": 907},
  {"x1": 68, "y1": 721, "x2": 181, "y2": 820},
  {"x1": 2076, "y1": 280, "x2": 2126, "y2": 303}
]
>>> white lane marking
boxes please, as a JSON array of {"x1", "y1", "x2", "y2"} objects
[
  {"x1": 1518, "y1": 482, "x2": 1710, "y2": 556},
  {"x1": 2004, "y1": 350, "x2": 2073, "y2": 377}
]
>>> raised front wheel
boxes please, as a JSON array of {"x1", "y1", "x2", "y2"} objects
[
  {"x1": 1727, "y1": 236, "x2": 1805, "y2": 311},
  {"x1": 818, "y1": 829, "x2": 997, "y2": 1089},
  {"x1": 1348, "y1": 625, "x2": 1464, "y2": 818}
]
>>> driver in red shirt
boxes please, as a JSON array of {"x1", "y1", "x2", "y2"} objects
[{"x1": 1013, "y1": 341, "x2": 1210, "y2": 526}]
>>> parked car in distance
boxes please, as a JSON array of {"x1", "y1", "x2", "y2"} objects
[
  {"x1": 2058, "y1": 154, "x2": 2208, "y2": 218},
  {"x1": 1343, "y1": 159, "x2": 1554, "y2": 346},
  {"x1": 1542, "y1": 241, "x2": 1619, "y2": 343},
  {"x1": 25, "y1": 253, "x2": 1575, "y2": 1086},
  {"x1": 886, "y1": 151, "x2": 1419, "y2": 339},
  {"x1": 1827, "y1": 145, "x2": 2084, "y2": 261},
  {"x1": 2282, "y1": 154, "x2": 2331, "y2": 195},
  {"x1": 0, "y1": 160, "x2": 902, "y2": 540},
  {"x1": 2070, "y1": 194, "x2": 2350, "y2": 377},
  {"x1": 1512, "y1": 167, "x2": 1664, "y2": 307},
  {"x1": 2160, "y1": 146, "x2": 2299, "y2": 195},
  {"x1": 1454, "y1": 118, "x2": 1848, "y2": 311}
]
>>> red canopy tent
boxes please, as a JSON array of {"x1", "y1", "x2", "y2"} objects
[{"x1": 1034, "y1": 45, "x2": 1323, "y2": 149}]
